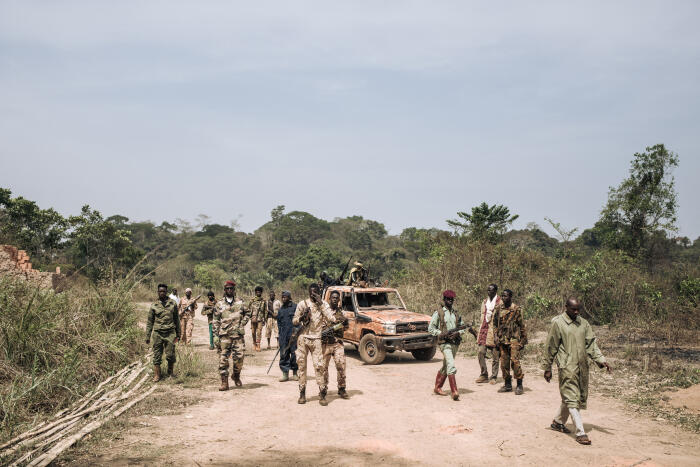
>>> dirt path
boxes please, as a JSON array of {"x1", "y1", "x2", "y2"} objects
[{"x1": 84, "y1": 305, "x2": 700, "y2": 466}]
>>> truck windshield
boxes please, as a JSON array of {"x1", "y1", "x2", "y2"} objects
[{"x1": 355, "y1": 291, "x2": 405, "y2": 309}]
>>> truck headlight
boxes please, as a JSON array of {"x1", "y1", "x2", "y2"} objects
[{"x1": 382, "y1": 323, "x2": 396, "y2": 334}]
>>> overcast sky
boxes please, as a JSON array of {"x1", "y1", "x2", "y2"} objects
[{"x1": 1, "y1": 1, "x2": 698, "y2": 238}]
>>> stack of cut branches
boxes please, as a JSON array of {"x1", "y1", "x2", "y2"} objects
[{"x1": 0, "y1": 356, "x2": 156, "y2": 467}]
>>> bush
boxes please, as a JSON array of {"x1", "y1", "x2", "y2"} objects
[{"x1": 0, "y1": 277, "x2": 143, "y2": 439}]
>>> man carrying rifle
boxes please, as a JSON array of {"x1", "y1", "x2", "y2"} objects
[
  {"x1": 276, "y1": 291, "x2": 299, "y2": 382},
  {"x1": 178, "y1": 288, "x2": 199, "y2": 345},
  {"x1": 321, "y1": 290, "x2": 350, "y2": 399},
  {"x1": 293, "y1": 283, "x2": 337, "y2": 406},
  {"x1": 493, "y1": 289, "x2": 528, "y2": 395},
  {"x1": 428, "y1": 290, "x2": 466, "y2": 401}
]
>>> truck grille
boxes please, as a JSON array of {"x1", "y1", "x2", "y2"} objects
[{"x1": 396, "y1": 322, "x2": 428, "y2": 333}]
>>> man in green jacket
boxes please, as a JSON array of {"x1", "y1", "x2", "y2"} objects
[
  {"x1": 428, "y1": 289, "x2": 465, "y2": 401},
  {"x1": 146, "y1": 283, "x2": 180, "y2": 382},
  {"x1": 543, "y1": 297, "x2": 611, "y2": 445}
]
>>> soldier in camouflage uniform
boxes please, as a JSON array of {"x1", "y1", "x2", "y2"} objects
[
  {"x1": 293, "y1": 283, "x2": 337, "y2": 406},
  {"x1": 178, "y1": 288, "x2": 198, "y2": 345},
  {"x1": 213, "y1": 280, "x2": 250, "y2": 391},
  {"x1": 145, "y1": 284, "x2": 180, "y2": 382},
  {"x1": 321, "y1": 290, "x2": 350, "y2": 399},
  {"x1": 248, "y1": 286, "x2": 267, "y2": 352},
  {"x1": 493, "y1": 289, "x2": 528, "y2": 395},
  {"x1": 266, "y1": 290, "x2": 281, "y2": 349},
  {"x1": 201, "y1": 291, "x2": 217, "y2": 350}
]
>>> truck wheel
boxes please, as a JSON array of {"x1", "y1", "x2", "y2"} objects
[
  {"x1": 411, "y1": 346, "x2": 437, "y2": 361},
  {"x1": 359, "y1": 334, "x2": 386, "y2": 365}
]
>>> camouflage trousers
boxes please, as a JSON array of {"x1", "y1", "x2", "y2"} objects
[
  {"x1": 296, "y1": 337, "x2": 326, "y2": 391},
  {"x1": 265, "y1": 317, "x2": 278, "y2": 339},
  {"x1": 251, "y1": 321, "x2": 263, "y2": 345},
  {"x1": 219, "y1": 336, "x2": 245, "y2": 377},
  {"x1": 180, "y1": 312, "x2": 194, "y2": 344},
  {"x1": 152, "y1": 329, "x2": 177, "y2": 366},
  {"x1": 322, "y1": 340, "x2": 346, "y2": 389},
  {"x1": 499, "y1": 342, "x2": 524, "y2": 380}
]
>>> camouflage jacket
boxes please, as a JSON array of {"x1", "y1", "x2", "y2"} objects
[
  {"x1": 293, "y1": 298, "x2": 337, "y2": 339},
  {"x1": 201, "y1": 298, "x2": 216, "y2": 322},
  {"x1": 146, "y1": 298, "x2": 180, "y2": 338},
  {"x1": 493, "y1": 302, "x2": 528, "y2": 346},
  {"x1": 322, "y1": 307, "x2": 348, "y2": 342},
  {"x1": 179, "y1": 295, "x2": 198, "y2": 317},
  {"x1": 247, "y1": 296, "x2": 267, "y2": 323},
  {"x1": 212, "y1": 297, "x2": 249, "y2": 338}
]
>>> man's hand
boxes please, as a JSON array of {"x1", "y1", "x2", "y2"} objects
[
  {"x1": 597, "y1": 362, "x2": 612, "y2": 372},
  {"x1": 544, "y1": 370, "x2": 552, "y2": 382},
  {"x1": 310, "y1": 292, "x2": 321, "y2": 304}
]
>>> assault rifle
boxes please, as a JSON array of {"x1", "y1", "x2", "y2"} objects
[
  {"x1": 181, "y1": 295, "x2": 201, "y2": 314},
  {"x1": 320, "y1": 321, "x2": 346, "y2": 343},
  {"x1": 439, "y1": 323, "x2": 477, "y2": 344},
  {"x1": 337, "y1": 256, "x2": 352, "y2": 285},
  {"x1": 267, "y1": 324, "x2": 304, "y2": 374}
]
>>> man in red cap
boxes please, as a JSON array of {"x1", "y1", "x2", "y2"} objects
[
  {"x1": 212, "y1": 280, "x2": 250, "y2": 390},
  {"x1": 428, "y1": 289, "x2": 466, "y2": 401}
]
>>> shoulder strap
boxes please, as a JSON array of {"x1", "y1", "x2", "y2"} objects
[{"x1": 438, "y1": 307, "x2": 447, "y2": 333}]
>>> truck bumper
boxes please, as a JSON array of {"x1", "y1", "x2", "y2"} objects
[{"x1": 379, "y1": 333, "x2": 436, "y2": 351}]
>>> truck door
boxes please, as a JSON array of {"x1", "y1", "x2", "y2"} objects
[{"x1": 341, "y1": 292, "x2": 359, "y2": 341}]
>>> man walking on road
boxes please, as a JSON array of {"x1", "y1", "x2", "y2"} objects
[
  {"x1": 476, "y1": 284, "x2": 501, "y2": 384},
  {"x1": 277, "y1": 291, "x2": 298, "y2": 382},
  {"x1": 293, "y1": 283, "x2": 337, "y2": 406},
  {"x1": 428, "y1": 290, "x2": 466, "y2": 401},
  {"x1": 322, "y1": 290, "x2": 350, "y2": 399},
  {"x1": 146, "y1": 284, "x2": 180, "y2": 382},
  {"x1": 248, "y1": 286, "x2": 267, "y2": 352},
  {"x1": 169, "y1": 288, "x2": 180, "y2": 307},
  {"x1": 266, "y1": 291, "x2": 280, "y2": 349},
  {"x1": 543, "y1": 297, "x2": 611, "y2": 445},
  {"x1": 493, "y1": 289, "x2": 527, "y2": 395},
  {"x1": 201, "y1": 291, "x2": 217, "y2": 350},
  {"x1": 178, "y1": 288, "x2": 198, "y2": 345},
  {"x1": 213, "y1": 280, "x2": 250, "y2": 391}
]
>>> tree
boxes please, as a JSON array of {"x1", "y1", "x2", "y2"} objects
[
  {"x1": 293, "y1": 244, "x2": 343, "y2": 278},
  {"x1": 596, "y1": 144, "x2": 679, "y2": 259},
  {"x1": 447, "y1": 202, "x2": 519, "y2": 242},
  {"x1": 193, "y1": 262, "x2": 227, "y2": 290},
  {"x1": 544, "y1": 217, "x2": 579, "y2": 243}
]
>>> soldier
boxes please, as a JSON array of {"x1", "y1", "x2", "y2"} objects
[
  {"x1": 493, "y1": 289, "x2": 528, "y2": 395},
  {"x1": 201, "y1": 291, "x2": 217, "y2": 350},
  {"x1": 178, "y1": 288, "x2": 198, "y2": 345},
  {"x1": 319, "y1": 271, "x2": 337, "y2": 290},
  {"x1": 277, "y1": 291, "x2": 298, "y2": 382},
  {"x1": 322, "y1": 290, "x2": 350, "y2": 399},
  {"x1": 266, "y1": 291, "x2": 281, "y2": 350},
  {"x1": 293, "y1": 283, "x2": 337, "y2": 406},
  {"x1": 476, "y1": 284, "x2": 501, "y2": 384},
  {"x1": 346, "y1": 262, "x2": 368, "y2": 287},
  {"x1": 543, "y1": 297, "x2": 611, "y2": 445},
  {"x1": 248, "y1": 285, "x2": 267, "y2": 352},
  {"x1": 213, "y1": 280, "x2": 250, "y2": 391},
  {"x1": 428, "y1": 290, "x2": 465, "y2": 401},
  {"x1": 145, "y1": 284, "x2": 180, "y2": 382}
]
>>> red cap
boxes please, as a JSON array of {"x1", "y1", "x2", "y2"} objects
[
  {"x1": 443, "y1": 289, "x2": 456, "y2": 299},
  {"x1": 224, "y1": 280, "x2": 236, "y2": 288}
]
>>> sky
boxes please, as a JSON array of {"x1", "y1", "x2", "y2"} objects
[{"x1": 1, "y1": 1, "x2": 699, "y2": 238}]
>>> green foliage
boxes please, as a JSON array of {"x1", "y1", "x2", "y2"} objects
[
  {"x1": 525, "y1": 293, "x2": 556, "y2": 319},
  {"x1": 597, "y1": 144, "x2": 679, "y2": 260},
  {"x1": 447, "y1": 202, "x2": 519, "y2": 243},
  {"x1": 193, "y1": 262, "x2": 227, "y2": 291},
  {"x1": 293, "y1": 244, "x2": 343, "y2": 279},
  {"x1": 678, "y1": 277, "x2": 700, "y2": 307}
]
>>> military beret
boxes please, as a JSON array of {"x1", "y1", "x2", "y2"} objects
[
  {"x1": 443, "y1": 289, "x2": 456, "y2": 299},
  {"x1": 224, "y1": 280, "x2": 236, "y2": 288}
]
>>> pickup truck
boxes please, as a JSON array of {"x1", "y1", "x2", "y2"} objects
[{"x1": 322, "y1": 285, "x2": 437, "y2": 365}]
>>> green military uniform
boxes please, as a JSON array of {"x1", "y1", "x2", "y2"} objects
[
  {"x1": 543, "y1": 313, "x2": 606, "y2": 410},
  {"x1": 201, "y1": 297, "x2": 217, "y2": 349},
  {"x1": 248, "y1": 296, "x2": 267, "y2": 349},
  {"x1": 146, "y1": 298, "x2": 180, "y2": 367},
  {"x1": 428, "y1": 307, "x2": 466, "y2": 376},
  {"x1": 213, "y1": 297, "x2": 250, "y2": 379},
  {"x1": 493, "y1": 302, "x2": 527, "y2": 380}
]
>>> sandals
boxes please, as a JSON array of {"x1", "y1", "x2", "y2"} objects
[
  {"x1": 550, "y1": 421, "x2": 571, "y2": 433},
  {"x1": 576, "y1": 435, "x2": 592, "y2": 445}
]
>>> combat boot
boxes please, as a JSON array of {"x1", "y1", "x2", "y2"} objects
[
  {"x1": 515, "y1": 378, "x2": 524, "y2": 395},
  {"x1": 219, "y1": 374, "x2": 229, "y2": 391},
  {"x1": 292, "y1": 370, "x2": 299, "y2": 381},
  {"x1": 232, "y1": 371, "x2": 242, "y2": 387},
  {"x1": 338, "y1": 387, "x2": 349, "y2": 399},
  {"x1": 298, "y1": 387, "x2": 306, "y2": 404},
  {"x1": 167, "y1": 361, "x2": 174, "y2": 377},
  {"x1": 448, "y1": 375, "x2": 459, "y2": 401},
  {"x1": 153, "y1": 365, "x2": 161, "y2": 383},
  {"x1": 498, "y1": 377, "x2": 512, "y2": 393},
  {"x1": 279, "y1": 371, "x2": 289, "y2": 382},
  {"x1": 475, "y1": 375, "x2": 489, "y2": 384},
  {"x1": 319, "y1": 389, "x2": 328, "y2": 406},
  {"x1": 433, "y1": 371, "x2": 447, "y2": 396}
]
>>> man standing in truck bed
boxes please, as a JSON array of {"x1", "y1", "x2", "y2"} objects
[{"x1": 428, "y1": 289, "x2": 466, "y2": 401}]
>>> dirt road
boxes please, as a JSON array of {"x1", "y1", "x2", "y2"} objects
[{"x1": 84, "y1": 305, "x2": 700, "y2": 466}]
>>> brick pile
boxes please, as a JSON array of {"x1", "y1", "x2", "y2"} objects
[{"x1": 0, "y1": 245, "x2": 64, "y2": 289}]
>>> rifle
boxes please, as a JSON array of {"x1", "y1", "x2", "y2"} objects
[
  {"x1": 439, "y1": 323, "x2": 476, "y2": 344},
  {"x1": 337, "y1": 256, "x2": 352, "y2": 285},
  {"x1": 181, "y1": 295, "x2": 201, "y2": 314},
  {"x1": 321, "y1": 322, "x2": 346, "y2": 342},
  {"x1": 267, "y1": 324, "x2": 304, "y2": 374}
]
